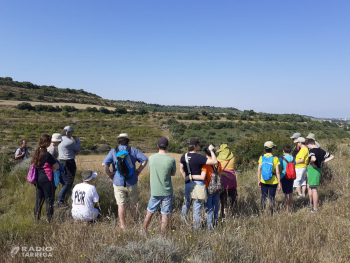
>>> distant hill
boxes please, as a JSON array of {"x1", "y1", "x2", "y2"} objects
[{"x1": 0, "y1": 77, "x2": 240, "y2": 113}]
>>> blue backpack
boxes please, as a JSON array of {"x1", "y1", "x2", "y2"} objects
[
  {"x1": 115, "y1": 146, "x2": 135, "y2": 187},
  {"x1": 261, "y1": 155, "x2": 274, "y2": 181}
]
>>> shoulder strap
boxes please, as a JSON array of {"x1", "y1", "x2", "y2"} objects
[
  {"x1": 185, "y1": 153, "x2": 192, "y2": 181},
  {"x1": 223, "y1": 159, "x2": 232, "y2": 170},
  {"x1": 211, "y1": 164, "x2": 219, "y2": 173},
  {"x1": 281, "y1": 156, "x2": 288, "y2": 163},
  {"x1": 126, "y1": 145, "x2": 131, "y2": 153}
]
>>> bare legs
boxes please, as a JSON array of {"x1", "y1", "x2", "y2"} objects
[
  {"x1": 143, "y1": 210, "x2": 169, "y2": 234},
  {"x1": 118, "y1": 204, "x2": 137, "y2": 229},
  {"x1": 285, "y1": 193, "x2": 293, "y2": 212},
  {"x1": 311, "y1": 188, "x2": 318, "y2": 210}
]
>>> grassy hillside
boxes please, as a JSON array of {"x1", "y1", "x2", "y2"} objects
[{"x1": 0, "y1": 77, "x2": 240, "y2": 113}]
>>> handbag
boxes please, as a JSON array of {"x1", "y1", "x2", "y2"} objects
[
  {"x1": 221, "y1": 159, "x2": 237, "y2": 190},
  {"x1": 185, "y1": 153, "x2": 207, "y2": 201}
]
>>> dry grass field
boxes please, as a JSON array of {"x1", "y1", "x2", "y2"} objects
[
  {"x1": 0, "y1": 99, "x2": 116, "y2": 110},
  {"x1": 76, "y1": 153, "x2": 182, "y2": 177}
]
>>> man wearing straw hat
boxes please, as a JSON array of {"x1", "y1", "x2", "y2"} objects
[{"x1": 102, "y1": 133, "x2": 148, "y2": 229}]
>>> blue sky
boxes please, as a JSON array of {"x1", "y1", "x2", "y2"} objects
[{"x1": 0, "y1": 0, "x2": 349, "y2": 118}]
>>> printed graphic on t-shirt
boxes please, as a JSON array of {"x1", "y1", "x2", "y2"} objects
[{"x1": 74, "y1": 190, "x2": 86, "y2": 205}]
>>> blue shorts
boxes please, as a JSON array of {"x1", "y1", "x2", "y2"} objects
[
  {"x1": 147, "y1": 194, "x2": 173, "y2": 215},
  {"x1": 281, "y1": 177, "x2": 294, "y2": 194}
]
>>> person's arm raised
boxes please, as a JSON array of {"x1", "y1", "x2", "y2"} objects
[{"x1": 205, "y1": 144, "x2": 218, "y2": 165}]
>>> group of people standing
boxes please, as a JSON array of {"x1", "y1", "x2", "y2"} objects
[
  {"x1": 29, "y1": 126, "x2": 80, "y2": 222},
  {"x1": 27, "y1": 127, "x2": 333, "y2": 231},
  {"x1": 258, "y1": 132, "x2": 334, "y2": 215}
]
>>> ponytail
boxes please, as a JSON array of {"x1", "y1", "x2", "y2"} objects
[{"x1": 31, "y1": 134, "x2": 51, "y2": 168}]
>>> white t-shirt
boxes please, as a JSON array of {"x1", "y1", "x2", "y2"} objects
[{"x1": 71, "y1": 183, "x2": 99, "y2": 220}]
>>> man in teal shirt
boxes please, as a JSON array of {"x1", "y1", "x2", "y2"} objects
[{"x1": 142, "y1": 137, "x2": 176, "y2": 234}]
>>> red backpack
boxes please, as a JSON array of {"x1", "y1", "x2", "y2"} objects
[{"x1": 281, "y1": 157, "x2": 296, "y2": 180}]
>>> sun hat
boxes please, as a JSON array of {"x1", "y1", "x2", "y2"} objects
[
  {"x1": 264, "y1": 141, "x2": 276, "y2": 149},
  {"x1": 157, "y1": 137, "x2": 169, "y2": 147},
  {"x1": 82, "y1": 170, "x2": 98, "y2": 182},
  {"x1": 64, "y1": 126, "x2": 74, "y2": 132},
  {"x1": 295, "y1": 137, "x2": 306, "y2": 143},
  {"x1": 51, "y1": 133, "x2": 63, "y2": 142},
  {"x1": 290, "y1": 133, "x2": 301, "y2": 139},
  {"x1": 306, "y1": 133, "x2": 316, "y2": 140},
  {"x1": 216, "y1": 144, "x2": 234, "y2": 161},
  {"x1": 117, "y1": 133, "x2": 130, "y2": 139}
]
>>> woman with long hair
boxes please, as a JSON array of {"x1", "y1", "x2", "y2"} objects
[{"x1": 32, "y1": 134, "x2": 59, "y2": 222}]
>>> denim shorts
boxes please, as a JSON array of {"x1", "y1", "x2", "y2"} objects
[{"x1": 147, "y1": 194, "x2": 173, "y2": 215}]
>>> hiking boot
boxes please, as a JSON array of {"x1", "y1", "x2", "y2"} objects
[
  {"x1": 55, "y1": 201, "x2": 68, "y2": 207},
  {"x1": 311, "y1": 208, "x2": 319, "y2": 213},
  {"x1": 307, "y1": 203, "x2": 313, "y2": 207}
]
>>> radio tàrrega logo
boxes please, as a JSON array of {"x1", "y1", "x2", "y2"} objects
[{"x1": 10, "y1": 246, "x2": 20, "y2": 257}]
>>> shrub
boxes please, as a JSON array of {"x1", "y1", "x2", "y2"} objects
[
  {"x1": 99, "y1": 107, "x2": 110, "y2": 114},
  {"x1": 233, "y1": 133, "x2": 291, "y2": 168},
  {"x1": 16, "y1": 102, "x2": 33, "y2": 111},
  {"x1": 61, "y1": 105, "x2": 77, "y2": 112}
]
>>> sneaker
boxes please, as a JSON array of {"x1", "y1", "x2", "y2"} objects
[
  {"x1": 307, "y1": 203, "x2": 313, "y2": 207},
  {"x1": 55, "y1": 201, "x2": 68, "y2": 207},
  {"x1": 311, "y1": 208, "x2": 319, "y2": 213}
]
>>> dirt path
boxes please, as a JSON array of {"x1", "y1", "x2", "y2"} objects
[{"x1": 75, "y1": 153, "x2": 182, "y2": 176}]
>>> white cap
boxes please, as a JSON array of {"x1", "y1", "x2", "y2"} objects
[
  {"x1": 51, "y1": 133, "x2": 62, "y2": 142},
  {"x1": 295, "y1": 137, "x2": 306, "y2": 143},
  {"x1": 64, "y1": 126, "x2": 74, "y2": 132},
  {"x1": 82, "y1": 171, "x2": 98, "y2": 182},
  {"x1": 290, "y1": 133, "x2": 301, "y2": 139},
  {"x1": 117, "y1": 133, "x2": 130, "y2": 139}
]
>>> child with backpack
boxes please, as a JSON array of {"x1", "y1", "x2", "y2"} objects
[
  {"x1": 278, "y1": 144, "x2": 296, "y2": 213},
  {"x1": 257, "y1": 141, "x2": 281, "y2": 215}
]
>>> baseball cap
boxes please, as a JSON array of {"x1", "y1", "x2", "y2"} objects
[
  {"x1": 82, "y1": 170, "x2": 98, "y2": 181},
  {"x1": 64, "y1": 126, "x2": 74, "y2": 132},
  {"x1": 117, "y1": 133, "x2": 130, "y2": 139},
  {"x1": 306, "y1": 133, "x2": 316, "y2": 140},
  {"x1": 51, "y1": 133, "x2": 62, "y2": 142},
  {"x1": 290, "y1": 133, "x2": 301, "y2": 139},
  {"x1": 264, "y1": 141, "x2": 276, "y2": 149},
  {"x1": 295, "y1": 137, "x2": 305, "y2": 143},
  {"x1": 189, "y1": 138, "x2": 200, "y2": 146},
  {"x1": 157, "y1": 137, "x2": 169, "y2": 147}
]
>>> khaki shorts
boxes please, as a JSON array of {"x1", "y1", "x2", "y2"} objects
[{"x1": 113, "y1": 184, "x2": 138, "y2": 206}]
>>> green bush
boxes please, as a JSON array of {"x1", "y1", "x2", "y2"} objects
[
  {"x1": 232, "y1": 133, "x2": 291, "y2": 168},
  {"x1": 16, "y1": 102, "x2": 33, "y2": 111}
]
